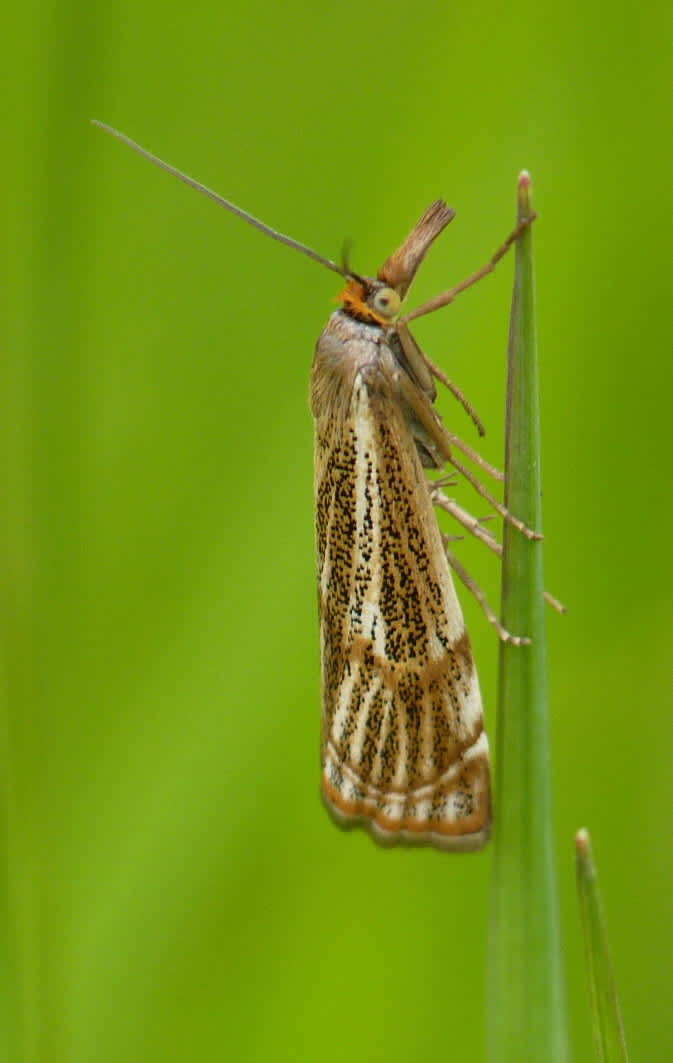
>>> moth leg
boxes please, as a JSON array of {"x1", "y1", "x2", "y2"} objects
[
  {"x1": 424, "y1": 353, "x2": 487, "y2": 437},
  {"x1": 433, "y1": 488, "x2": 567, "y2": 614},
  {"x1": 441, "y1": 537, "x2": 531, "y2": 646},
  {"x1": 396, "y1": 321, "x2": 488, "y2": 437},
  {"x1": 395, "y1": 364, "x2": 503, "y2": 481},
  {"x1": 447, "y1": 450, "x2": 542, "y2": 540},
  {"x1": 433, "y1": 489, "x2": 500, "y2": 552},
  {"x1": 431, "y1": 473, "x2": 459, "y2": 490},
  {"x1": 393, "y1": 321, "x2": 436, "y2": 399},
  {"x1": 393, "y1": 335, "x2": 503, "y2": 480},
  {"x1": 441, "y1": 432, "x2": 504, "y2": 482},
  {"x1": 542, "y1": 589, "x2": 566, "y2": 614},
  {"x1": 402, "y1": 213, "x2": 537, "y2": 324}
]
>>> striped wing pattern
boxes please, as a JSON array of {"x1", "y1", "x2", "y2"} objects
[{"x1": 313, "y1": 323, "x2": 491, "y2": 850}]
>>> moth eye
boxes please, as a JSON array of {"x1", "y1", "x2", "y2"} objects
[{"x1": 371, "y1": 286, "x2": 401, "y2": 319}]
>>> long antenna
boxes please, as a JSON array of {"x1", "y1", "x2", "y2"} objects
[{"x1": 92, "y1": 121, "x2": 357, "y2": 281}]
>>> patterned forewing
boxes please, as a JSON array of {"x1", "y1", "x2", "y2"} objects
[{"x1": 314, "y1": 353, "x2": 490, "y2": 848}]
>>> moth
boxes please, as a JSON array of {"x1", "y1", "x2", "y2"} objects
[{"x1": 94, "y1": 122, "x2": 538, "y2": 851}]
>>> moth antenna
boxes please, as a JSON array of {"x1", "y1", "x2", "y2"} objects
[{"x1": 92, "y1": 121, "x2": 359, "y2": 282}]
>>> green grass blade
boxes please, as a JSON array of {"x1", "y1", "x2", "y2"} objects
[
  {"x1": 487, "y1": 174, "x2": 568, "y2": 1063},
  {"x1": 575, "y1": 829, "x2": 629, "y2": 1062}
]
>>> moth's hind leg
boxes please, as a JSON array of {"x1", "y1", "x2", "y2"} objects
[
  {"x1": 432, "y1": 485, "x2": 566, "y2": 616},
  {"x1": 443, "y1": 448, "x2": 542, "y2": 540},
  {"x1": 441, "y1": 537, "x2": 530, "y2": 646}
]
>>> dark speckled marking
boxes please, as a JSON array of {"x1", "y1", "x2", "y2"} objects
[{"x1": 312, "y1": 312, "x2": 490, "y2": 847}]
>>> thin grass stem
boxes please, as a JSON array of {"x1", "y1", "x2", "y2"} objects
[
  {"x1": 486, "y1": 173, "x2": 568, "y2": 1063},
  {"x1": 575, "y1": 829, "x2": 629, "y2": 1062}
]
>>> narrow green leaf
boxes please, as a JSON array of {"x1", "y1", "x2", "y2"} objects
[
  {"x1": 487, "y1": 174, "x2": 568, "y2": 1062},
  {"x1": 576, "y1": 829, "x2": 629, "y2": 1062}
]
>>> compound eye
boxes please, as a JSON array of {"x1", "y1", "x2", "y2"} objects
[{"x1": 371, "y1": 286, "x2": 401, "y2": 319}]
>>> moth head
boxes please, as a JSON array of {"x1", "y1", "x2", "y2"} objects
[
  {"x1": 340, "y1": 278, "x2": 402, "y2": 324},
  {"x1": 370, "y1": 285, "x2": 402, "y2": 319}
]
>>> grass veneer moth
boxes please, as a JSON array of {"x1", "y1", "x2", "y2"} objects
[{"x1": 94, "y1": 122, "x2": 540, "y2": 851}]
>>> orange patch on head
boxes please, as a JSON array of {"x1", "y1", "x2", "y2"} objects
[{"x1": 339, "y1": 280, "x2": 388, "y2": 325}]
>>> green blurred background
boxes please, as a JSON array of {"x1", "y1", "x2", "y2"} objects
[{"x1": 3, "y1": 1, "x2": 671, "y2": 1060}]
